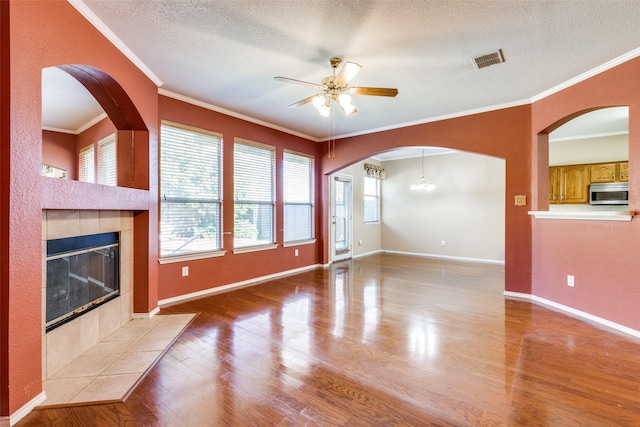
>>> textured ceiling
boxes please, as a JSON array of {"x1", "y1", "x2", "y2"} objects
[{"x1": 45, "y1": 0, "x2": 639, "y2": 145}]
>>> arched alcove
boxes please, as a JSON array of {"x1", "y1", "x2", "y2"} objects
[
  {"x1": 41, "y1": 64, "x2": 149, "y2": 189},
  {"x1": 538, "y1": 106, "x2": 629, "y2": 210}
]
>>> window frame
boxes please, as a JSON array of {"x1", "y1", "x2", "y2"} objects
[
  {"x1": 78, "y1": 144, "x2": 95, "y2": 183},
  {"x1": 283, "y1": 150, "x2": 315, "y2": 245},
  {"x1": 363, "y1": 175, "x2": 381, "y2": 223},
  {"x1": 96, "y1": 133, "x2": 117, "y2": 186},
  {"x1": 159, "y1": 121, "x2": 224, "y2": 262},
  {"x1": 233, "y1": 138, "x2": 277, "y2": 252}
]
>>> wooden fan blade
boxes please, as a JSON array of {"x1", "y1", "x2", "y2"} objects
[
  {"x1": 350, "y1": 87, "x2": 399, "y2": 97},
  {"x1": 274, "y1": 76, "x2": 321, "y2": 89},
  {"x1": 288, "y1": 94, "x2": 318, "y2": 108},
  {"x1": 334, "y1": 61, "x2": 362, "y2": 86}
]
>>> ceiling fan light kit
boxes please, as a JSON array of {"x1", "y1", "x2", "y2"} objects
[{"x1": 275, "y1": 57, "x2": 398, "y2": 117}]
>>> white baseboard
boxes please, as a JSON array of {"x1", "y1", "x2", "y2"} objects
[
  {"x1": 158, "y1": 264, "x2": 323, "y2": 307},
  {"x1": 382, "y1": 249, "x2": 504, "y2": 265},
  {"x1": 352, "y1": 249, "x2": 383, "y2": 259},
  {"x1": 504, "y1": 291, "x2": 640, "y2": 339},
  {"x1": 2, "y1": 392, "x2": 47, "y2": 426}
]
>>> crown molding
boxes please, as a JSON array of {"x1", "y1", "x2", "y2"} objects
[
  {"x1": 158, "y1": 89, "x2": 320, "y2": 142},
  {"x1": 68, "y1": 0, "x2": 163, "y2": 86}
]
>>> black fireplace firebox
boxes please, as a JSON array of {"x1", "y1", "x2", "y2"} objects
[{"x1": 46, "y1": 232, "x2": 120, "y2": 332}]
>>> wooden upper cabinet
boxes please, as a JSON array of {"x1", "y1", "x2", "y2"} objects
[
  {"x1": 561, "y1": 165, "x2": 590, "y2": 204},
  {"x1": 549, "y1": 164, "x2": 589, "y2": 204},
  {"x1": 589, "y1": 161, "x2": 628, "y2": 183},
  {"x1": 550, "y1": 161, "x2": 628, "y2": 204},
  {"x1": 590, "y1": 163, "x2": 617, "y2": 183},
  {"x1": 549, "y1": 167, "x2": 559, "y2": 204},
  {"x1": 619, "y1": 162, "x2": 629, "y2": 182}
]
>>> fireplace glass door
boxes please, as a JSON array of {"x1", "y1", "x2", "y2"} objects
[{"x1": 46, "y1": 232, "x2": 120, "y2": 331}]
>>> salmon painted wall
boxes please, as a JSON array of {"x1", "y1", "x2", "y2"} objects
[
  {"x1": 320, "y1": 105, "x2": 533, "y2": 294},
  {"x1": 6, "y1": 0, "x2": 158, "y2": 416},
  {"x1": 0, "y1": 0, "x2": 9, "y2": 417},
  {"x1": 42, "y1": 130, "x2": 76, "y2": 180},
  {"x1": 157, "y1": 95, "x2": 321, "y2": 300},
  {"x1": 530, "y1": 57, "x2": 640, "y2": 330}
]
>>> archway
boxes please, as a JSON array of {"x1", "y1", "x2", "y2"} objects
[{"x1": 41, "y1": 64, "x2": 149, "y2": 189}]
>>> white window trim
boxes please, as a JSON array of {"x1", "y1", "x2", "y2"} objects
[
  {"x1": 282, "y1": 239, "x2": 316, "y2": 248},
  {"x1": 233, "y1": 138, "x2": 276, "y2": 249},
  {"x1": 363, "y1": 176, "x2": 381, "y2": 223},
  {"x1": 232, "y1": 243, "x2": 279, "y2": 254},
  {"x1": 160, "y1": 121, "x2": 224, "y2": 257},
  {"x1": 283, "y1": 149, "x2": 315, "y2": 243},
  {"x1": 159, "y1": 250, "x2": 227, "y2": 264}
]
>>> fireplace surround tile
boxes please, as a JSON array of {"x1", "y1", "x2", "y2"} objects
[
  {"x1": 41, "y1": 377, "x2": 95, "y2": 405},
  {"x1": 46, "y1": 210, "x2": 80, "y2": 239},
  {"x1": 99, "y1": 210, "x2": 121, "y2": 233},
  {"x1": 79, "y1": 308, "x2": 100, "y2": 354},
  {"x1": 99, "y1": 298, "x2": 123, "y2": 341},
  {"x1": 43, "y1": 210, "x2": 135, "y2": 394},
  {"x1": 84, "y1": 340, "x2": 134, "y2": 356},
  {"x1": 101, "y1": 350, "x2": 162, "y2": 375},
  {"x1": 38, "y1": 313, "x2": 196, "y2": 407},
  {"x1": 50, "y1": 352, "x2": 121, "y2": 379},
  {"x1": 46, "y1": 320, "x2": 81, "y2": 377},
  {"x1": 68, "y1": 373, "x2": 140, "y2": 404},
  {"x1": 79, "y1": 210, "x2": 100, "y2": 235}
]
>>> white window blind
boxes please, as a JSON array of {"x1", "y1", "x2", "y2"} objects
[
  {"x1": 234, "y1": 139, "x2": 275, "y2": 248},
  {"x1": 283, "y1": 151, "x2": 314, "y2": 242},
  {"x1": 97, "y1": 133, "x2": 116, "y2": 186},
  {"x1": 364, "y1": 176, "x2": 380, "y2": 223},
  {"x1": 79, "y1": 145, "x2": 95, "y2": 183},
  {"x1": 160, "y1": 122, "x2": 223, "y2": 257}
]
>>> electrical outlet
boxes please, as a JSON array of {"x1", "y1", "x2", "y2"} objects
[
  {"x1": 567, "y1": 275, "x2": 574, "y2": 287},
  {"x1": 182, "y1": 266, "x2": 189, "y2": 277},
  {"x1": 294, "y1": 249, "x2": 299, "y2": 256},
  {"x1": 441, "y1": 240, "x2": 446, "y2": 246},
  {"x1": 358, "y1": 239, "x2": 363, "y2": 246}
]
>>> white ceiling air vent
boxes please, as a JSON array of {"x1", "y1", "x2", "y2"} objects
[{"x1": 473, "y1": 49, "x2": 505, "y2": 69}]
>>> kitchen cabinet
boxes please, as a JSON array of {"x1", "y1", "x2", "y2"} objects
[
  {"x1": 549, "y1": 167, "x2": 559, "y2": 204},
  {"x1": 619, "y1": 162, "x2": 629, "y2": 182},
  {"x1": 590, "y1": 162, "x2": 629, "y2": 183},
  {"x1": 549, "y1": 165, "x2": 590, "y2": 204}
]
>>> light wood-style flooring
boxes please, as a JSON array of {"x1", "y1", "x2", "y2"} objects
[{"x1": 18, "y1": 254, "x2": 640, "y2": 426}]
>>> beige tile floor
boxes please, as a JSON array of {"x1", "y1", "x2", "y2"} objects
[{"x1": 39, "y1": 313, "x2": 196, "y2": 407}]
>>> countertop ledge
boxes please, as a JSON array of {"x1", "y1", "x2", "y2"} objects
[{"x1": 528, "y1": 211, "x2": 635, "y2": 221}]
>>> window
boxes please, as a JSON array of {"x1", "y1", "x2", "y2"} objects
[
  {"x1": 283, "y1": 151, "x2": 314, "y2": 243},
  {"x1": 364, "y1": 176, "x2": 380, "y2": 223},
  {"x1": 160, "y1": 122, "x2": 222, "y2": 258},
  {"x1": 234, "y1": 139, "x2": 275, "y2": 248},
  {"x1": 79, "y1": 145, "x2": 95, "y2": 183},
  {"x1": 97, "y1": 134, "x2": 116, "y2": 186},
  {"x1": 78, "y1": 133, "x2": 116, "y2": 185}
]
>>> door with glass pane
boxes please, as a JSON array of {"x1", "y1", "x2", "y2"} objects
[{"x1": 331, "y1": 174, "x2": 353, "y2": 262}]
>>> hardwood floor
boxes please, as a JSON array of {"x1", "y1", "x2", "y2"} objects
[{"x1": 18, "y1": 254, "x2": 640, "y2": 426}]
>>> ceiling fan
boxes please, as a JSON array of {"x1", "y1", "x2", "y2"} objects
[{"x1": 274, "y1": 57, "x2": 398, "y2": 117}]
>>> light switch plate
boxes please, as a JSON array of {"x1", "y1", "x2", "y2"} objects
[{"x1": 515, "y1": 195, "x2": 527, "y2": 206}]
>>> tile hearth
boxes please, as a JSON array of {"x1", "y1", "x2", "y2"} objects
[{"x1": 39, "y1": 313, "x2": 196, "y2": 407}]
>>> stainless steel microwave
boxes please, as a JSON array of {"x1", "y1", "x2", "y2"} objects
[{"x1": 589, "y1": 182, "x2": 629, "y2": 205}]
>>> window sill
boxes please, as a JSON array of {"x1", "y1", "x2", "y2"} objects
[
  {"x1": 233, "y1": 243, "x2": 279, "y2": 254},
  {"x1": 282, "y1": 239, "x2": 316, "y2": 248},
  {"x1": 159, "y1": 250, "x2": 227, "y2": 264},
  {"x1": 528, "y1": 210, "x2": 635, "y2": 221},
  {"x1": 364, "y1": 221, "x2": 381, "y2": 225}
]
